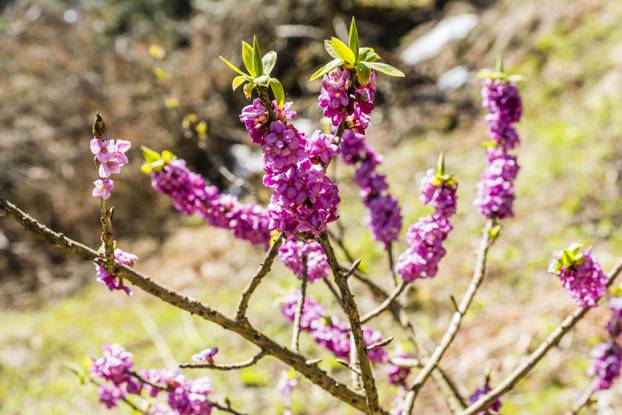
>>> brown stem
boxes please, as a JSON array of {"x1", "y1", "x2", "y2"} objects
[
  {"x1": 462, "y1": 258, "x2": 622, "y2": 415},
  {"x1": 566, "y1": 383, "x2": 596, "y2": 415},
  {"x1": 0, "y1": 199, "x2": 382, "y2": 414},
  {"x1": 292, "y1": 257, "x2": 309, "y2": 353},
  {"x1": 404, "y1": 221, "x2": 494, "y2": 413},
  {"x1": 328, "y1": 227, "x2": 467, "y2": 411},
  {"x1": 360, "y1": 281, "x2": 407, "y2": 324},
  {"x1": 318, "y1": 232, "x2": 381, "y2": 415},
  {"x1": 387, "y1": 243, "x2": 398, "y2": 288},
  {"x1": 235, "y1": 234, "x2": 284, "y2": 322},
  {"x1": 99, "y1": 197, "x2": 115, "y2": 269},
  {"x1": 180, "y1": 351, "x2": 267, "y2": 370}
]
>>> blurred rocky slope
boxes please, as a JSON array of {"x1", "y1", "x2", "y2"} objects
[{"x1": 0, "y1": 0, "x2": 610, "y2": 306}]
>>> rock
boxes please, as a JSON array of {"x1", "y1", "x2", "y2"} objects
[
  {"x1": 400, "y1": 14, "x2": 478, "y2": 65},
  {"x1": 437, "y1": 65, "x2": 471, "y2": 91}
]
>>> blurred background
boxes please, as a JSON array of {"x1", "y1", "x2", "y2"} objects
[{"x1": 2, "y1": 0, "x2": 622, "y2": 413}]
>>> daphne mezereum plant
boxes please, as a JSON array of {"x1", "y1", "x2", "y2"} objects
[{"x1": 2, "y1": 18, "x2": 622, "y2": 415}]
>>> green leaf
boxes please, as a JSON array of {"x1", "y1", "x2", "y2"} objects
[
  {"x1": 562, "y1": 250, "x2": 574, "y2": 268},
  {"x1": 363, "y1": 61, "x2": 405, "y2": 77},
  {"x1": 218, "y1": 56, "x2": 245, "y2": 76},
  {"x1": 496, "y1": 55, "x2": 505, "y2": 73},
  {"x1": 359, "y1": 47, "x2": 380, "y2": 62},
  {"x1": 269, "y1": 78, "x2": 284, "y2": 108},
  {"x1": 254, "y1": 75, "x2": 270, "y2": 87},
  {"x1": 436, "y1": 153, "x2": 445, "y2": 176},
  {"x1": 252, "y1": 36, "x2": 263, "y2": 77},
  {"x1": 141, "y1": 146, "x2": 161, "y2": 163},
  {"x1": 242, "y1": 41, "x2": 255, "y2": 76},
  {"x1": 262, "y1": 51, "x2": 277, "y2": 76},
  {"x1": 243, "y1": 82, "x2": 254, "y2": 99},
  {"x1": 309, "y1": 58, "x2": 342, "y2": 81},
  {"x1": 232, "y1": 75, "x2": 247, "y2": 91},
  {"x1": 355, "y1": 63, "x2": 371, "y2": 85},
  {"x1": 161, "y1": 150, "x2": 176, "y2": 163},
  {"x1": 324, "y1": 40, "x2": 339, "y2": 59},
  {"x1": 488, "y1": 224, "x2": 502, "y2": 240},
  {"x1": 349, "y1": 17, "x2": 359, "y2": 63},
  {"x1": 330, "y1": 37, "x2": 355, "y2": 65}
]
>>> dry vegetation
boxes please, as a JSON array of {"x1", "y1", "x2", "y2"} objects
[{"x1": 2, "y1": 0, "x2": 622, "y2": 413}]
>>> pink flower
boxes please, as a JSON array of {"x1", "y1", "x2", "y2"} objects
[
  {"x1": 91, "y1": 138, "x2": 131, "y2": 178},
  {"x1": 94, "y1": 248, "x2": 137, "y2": 295},
  {"x1": 549, "y1": 245, "x2": 607, "y2": 308},
  {"x1": 192, "y1": 347, "x2": 219, "y2": 363},
  {"x1": 92, "y1": 178, "x2": 114, "y2": 199}
]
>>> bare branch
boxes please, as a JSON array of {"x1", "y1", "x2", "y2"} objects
[
  {"x1": 0, "y1": 199, "x2": 381, "y2": 414},
  {"x1": 180, "y1": 351, "x2": 267, "y2": 370},
  {"x1": 566, "y1": 384, "x2": 596, "y2": 415},
  {"x1": 328, "y1": 230, "x2": 467, "y2": 411},
  {"x1": 99, "y1": 198, "x2": 115, "y2": 269},
  {"x1": 208, "y1": 399, "x2": 249, "y2": 415},
  {"x1": 462, "y1": 258, "x2": 622, "y2": 415},
  {"x1": 387, "y1": 242, "x2": 398, "y2": 287},
  {"x1": 291, "y1": 257, "x2": 309, "y2": 353},
  {"x1": 235, "y1": 234, "x2": 284, "y2": 322},
  {"x1": 390, "y1": 357, "x2": 422, "y2": 368},
  {"x1": 404, "y1": 221, "x2": 495, "y2": 413},
  {"x1": 367, "y1": 336, "x2": 394, "y2": 351},
  {"x1": 318, "y1": 232, "x2": 381, "y2": 414},
  {"x1": 360, "y1": 281, "x2": 407, "y2": 324},
  {"x1": 345, "y1": 258, "x2": 362, "y2": 279}
]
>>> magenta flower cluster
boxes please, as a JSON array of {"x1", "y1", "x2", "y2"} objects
[
  {"x1": 94, "y1": 248, "x2": 137, "y2": 295},
  {"x1": 588, "y1": 297, "x2": 622, "y2": 391},
  {"x1": 385, "y1": 354, "x2": 412, "y2": 387},
  {"x1": 319, "y1": 68, "x2": 375, "y2": 130},
  {"x1": 240, "y1": 98, "x2": 340, "y2": 236},
  {"x1": 148, "y1": 155, "x2": 334, "y2": 283},
  {"x1": 548, "y1": 246, "x2": 607, "y2": 308},
  {"x1": 468, "y1": 378, "x2": 503, "y2": 414},
  {"x1": 475, "y1": 78, "x2": 522, "y2": 220},
  {"x1": 340, "y1": 127, "x2": 402, "y2": 246},
  {"x1": 90, "y1": 138, "x2": 131, "y2": 200},
  {"x1": 278, "y1": 239, "x2": 329, "y2": 282},
  {"x1": 91, "y1": 344, "x2": 214, "y2": 414},
  {"x1": 320, "y1": 67, "x2": 402, "y2": 246},
  {"x1": 396, "y1": 166, "x2": 457, "y2": 282},
  {"x1": 280, "y1": 291, "x2": 388, "y2": 363},
  {"x1": 150, "y1": 159, "x2": 270, "y2": 247}
]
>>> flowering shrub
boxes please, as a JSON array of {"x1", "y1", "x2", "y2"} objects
[{"x1": 3, "y1": 18, "x2": 622, "y2": 415}]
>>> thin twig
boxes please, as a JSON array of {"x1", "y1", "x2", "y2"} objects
[
  {"x1": 390, "y1": 357, "x2": 422, "y2": 368},
  {"x1": 99, "y1": 198, "x2": 115, "y2": 269},
  {"x1": 0, "y1": 199, "x2": 381, "y2": 414},
  {"x1": 323, "y1": 277, "x2": 344, "y2": 305},
  {"x1": 329, "y1": 226, "x2": 467, "y2": 411},
  {"x1": 345, "y1": 258, "x2": 362, "y2": 279},
  {"x1": 66, "y1": 366, "x2": 144, "y2": 413},
  {"x1": 462, "y1": 258, "x2": 622, "y2": 415},
  {"x1": 387, "y1": 243, "x2": 398, "y2": 288},
  {"x1": 180, "y1": 351, "x2": 267, "y2": 370},
  {"x1": 367, "y1": 337, "x2": 394, "y2": 351},
  {"x1": 350, "y1": 332, "x2": 363, "y2": 391},
  {"x1": 208, "y1": 399, "x2": 249, "y2": 415},
  {"x1": 404, "y1": 221, "x2": 494, "y2": 413},
  {"x1": 292, "y1": 257, "x2": 309, "y2": 354},
  {"x1": 235, "y1": 234, "x2": 284, "y2": 322},
  {"x1": 318, "y1": 232, "x2": 381, "y2": 415},
  {"x1": 360, "y1": 281, "x2": 407, "y2": 324},
  {"x1": 133, "y1": 369, "x2": 248, "y2": 414},
  {"x1": 566, "y1": 384, "x2": 596, "y2": 415}
]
